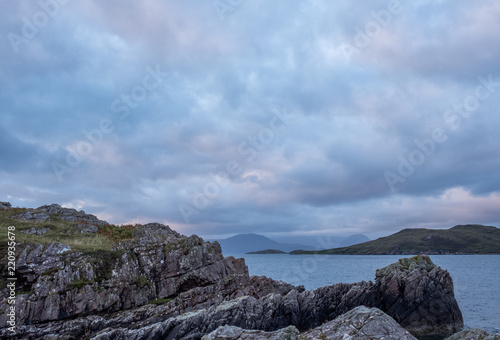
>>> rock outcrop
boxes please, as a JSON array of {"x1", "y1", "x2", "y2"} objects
[
  {"x1": 446, "y1": 328, "x2": 500, "y2": 340},
  {"x1": 374, "y1": 255, "x2": 464, "y2": 336},
  {"x1": 0, "y1": 202, "x2": 11, "y2": 211},
  {"x1": 202, "y1": 306, "x2": 417, "y2": 340},
  {"x1": 0, "y1": 204, "x2": 464, "y2": 339},
  {"x1": 1, "y1": 224, "x2": 251, "y2": 326},
  {"x1": 12, "y1": 203, "x2": 107, "y2": 225}
]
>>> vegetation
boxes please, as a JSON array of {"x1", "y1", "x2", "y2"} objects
[
  {"x1": 0, "y1": 208, "x2": 140, "y2": 255},
  {"x1": 134, "y1": 275, "x2": 149, "y2": 288},
  {"x1": 68, "y1": 279, "x2": 94, "y2": 290},
  {"x1": 148, "y1": 297, "x2": 172, "y2": 305},
  {"x1": 291, "y1": 225, "x2": 500, "y2": 255}
]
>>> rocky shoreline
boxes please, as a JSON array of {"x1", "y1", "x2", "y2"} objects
[{"x1": 0, "y1": 203, "x2": 498, "y2": 339}]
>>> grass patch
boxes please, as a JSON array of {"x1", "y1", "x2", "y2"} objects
[
  {"x1": 148, "y1": 297, "x2": 172, "y2": 305},
  {"x1": 0, "y1": 209, "x2": 141, "y2": 254},
  {"x1": 68, "y1": 280, "x2": 94, "y2": 290},
  {"x1": 134, "y1": 275, "x2": 149, "y2": 288},
  {"x1": 98, "y1": 224, "x2": 139, "y2": 242},
  {"x1": 16, "y1": 290, "x2": 33, "y2": 296}
]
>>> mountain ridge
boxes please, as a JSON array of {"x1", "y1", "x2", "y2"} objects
[
  {"x1": 291, "y1": 224, "x2": 500, "y2": 255},
  {"x1": 215, "y1": 233, "x2": 315, "y2": 253}
]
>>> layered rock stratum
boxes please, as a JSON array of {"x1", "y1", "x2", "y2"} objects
[{"x1": 0, "y1": 203, "x2": 466, "y2": 339}]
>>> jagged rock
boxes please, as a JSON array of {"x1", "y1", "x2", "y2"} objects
[
  {"x1": 20, "y1": 227, "x2": 49, "y2": 235},
  {"x1": 0, "y1": 205, "x2": 464, "y2": 339},
  {"x1": 202, "y1": 325, "x2": 299, "y2": 339},
  {"x1": 374, "y1": 255, "x2": 463, "y2": 337},
  {"x1": 0, "y1": 223, "x2": 250, "y2": 329},
  {"x1": 12, "y1": 203, "x2": 108, "y2": 225},
  {"x1": 13, "y1": 209, "x2": 50, "y2": 221},
  {"x1": 0, "y1": 248, "x2": 463, "y2": 339},
  {"x1": 203, "y1": 306, "x2": 417, "y2": 340},
  {"x1": 446, "y1": 328, "x2": 500, "y2": 340},
  {"x1": 75, "y1": 223, "x2": 98, "y2": 233},
  {"x1": 302, "y1": 306, "x2": 417, "y2": 340},
  {"x1": 0, "y1": 202, "x2": 11, "y2": 210}
]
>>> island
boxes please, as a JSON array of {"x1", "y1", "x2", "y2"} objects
[
  {"x1": 246, "y1": 249, "x2": 288, "y2": 254},
  {"x1": 290, "y1": 224, "x2": 500, "y2": 255}
]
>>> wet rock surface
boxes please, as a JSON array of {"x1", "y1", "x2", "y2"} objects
[{"x1": 0, "y1": 204, "x2": 466, "y2": 339}]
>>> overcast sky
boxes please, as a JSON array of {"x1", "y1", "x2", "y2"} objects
[{"x1": 1, "y1": 0, "x2": 500, "y2": 242}]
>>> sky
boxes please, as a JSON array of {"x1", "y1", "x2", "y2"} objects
[{"x1": 1, "y1": 0, "x2": 500, "y2": 244}]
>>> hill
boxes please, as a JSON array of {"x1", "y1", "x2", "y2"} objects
[
  {"x1": 291, "y1": 225, "x2": 500, "y2": 255},
  {"x1": 217, "y1": 233, "x2": 314, "y2": 254},
  {"x1": 246, "y1": 249, "x2": 288, "y2": 254}
]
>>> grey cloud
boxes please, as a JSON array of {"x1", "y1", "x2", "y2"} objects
[{"x1": 1, "y1": 0, "x2": 499, "y2": 240}]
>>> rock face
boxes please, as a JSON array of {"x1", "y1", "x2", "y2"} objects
[
  {"x1": 446, "y1": 328, "x2": 500, "y2": 340},
  {"x1": 0, "y1": 202, "x2": 11, "y2": 210},
  {"x1": 203, "y1": 306, "x2": 417, "y2": 340},
  {"x1": 0, "y1": 223, "x2": 251, "y2": 327},
  {"x1": 0, "y1": 205, "x2": 464, "y2": 339},
  {"x1": 374, "y1": 255, "x2": 464, "y2": 336},
  {"x1": 13, "y1": 203, "x2": 107, "y2": 225}
]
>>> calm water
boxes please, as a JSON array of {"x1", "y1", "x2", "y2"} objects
[{"x1": 228, "y1": 254, "x2": 500, "y2": 334}]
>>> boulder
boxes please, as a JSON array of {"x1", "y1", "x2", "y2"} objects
[
  {"x1": 20, "y1": 227, "x2": 49, "y2": 235},
  {"x1": 75, "y1": 223, "x2": 98, "y2": 233},
  {"x1": 446, "y1": 328, "x2": 500, "y2": 340},
  {"x1": 374, "y1": 254, "x2": 463, "y2": 337},
  {"x1": 202, "y1": 306, "x2": 417, "y2": 340},
  {"x1": 0, "y1": 202, "x2": 11, "y2": 210},
  {"x1": 202, "y1": 325, "x2": 299, "y2": 340}
]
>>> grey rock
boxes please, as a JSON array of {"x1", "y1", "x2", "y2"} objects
[
  {"x1": 302, "y1": 306, "x2": 417, "y2": 340},
  {"x1": 446, "y1": 328, "x2": 500, "y2": 340},
  {"x1": 203, "y1": 306, "x2": 417, "y2": 340},
  {"x1": 0, "y1": 204, "x2": 464, "y2": 339},
  {"x1": 0, "y1": 201, "x2": 11, "y2": 210},
  {"x1": 0, "y1": 223, "x2": 250, "y2": 330},
  {"x1": 202, "y1": 325, "x2": 299, "y2": 340},
  {"x1": 13, "y1": 210, "x2": 50, "y2": 221},
  {"x1": 12, "y1": 203, "x2": 108, "y2": 225},
  {"x1": 76, "y1": 223, "x2": 98, "y2": 233},
  {"x1": 374, "y1": 255, "x2": 463, "y2": 337},
  {"x1": 20, "y1": 227, "x2": 49, "y2": 235}
]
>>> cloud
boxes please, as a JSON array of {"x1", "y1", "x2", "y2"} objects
[{"x1": 1, "y1": 0, "x2": 499, "y2": 239}]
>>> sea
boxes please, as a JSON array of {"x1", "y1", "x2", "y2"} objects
[{"x1": 227, "y1": 254, "x2": 500, "y2": 334}]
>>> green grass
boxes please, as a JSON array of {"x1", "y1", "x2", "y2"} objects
[
  {"x1": 0, "y1": 209, "x2": 141, "y2": 255},
  {"x1": 292, "y1": 225, "x2": 500, "y2": 255},
  {"x1": 67, "y1": 280, "x2": 94, "y2": 290},
  {"x1": 134, "y1": 275, "x2": 149, "y2": 288},
  {"x1": 148, "y1": 297, "x2": 172, "y2": 305}
]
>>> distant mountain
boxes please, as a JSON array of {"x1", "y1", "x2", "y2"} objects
[
  {"x1": 340, "y1": 234, "x2": 370, "y2": 247},
  {"x1": 216, "y1": 233, "x2": 315, "y2": 254},
  {"x1": 291, "y1": 225, "x2": 500, "y2": 255},
  {"x1": 246, "y1": 249, "x2": 288, "y2": 254}
]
